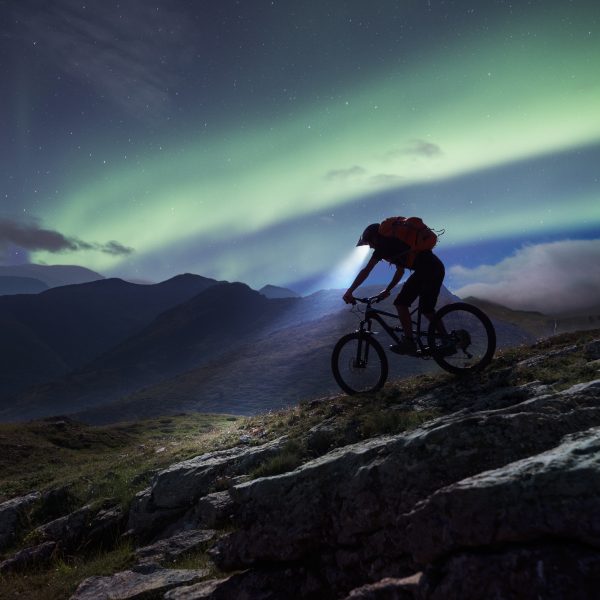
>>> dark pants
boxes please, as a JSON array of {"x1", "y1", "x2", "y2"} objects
[{"x1": 394, "y1": 251, "x2": 445, "y2": 313}]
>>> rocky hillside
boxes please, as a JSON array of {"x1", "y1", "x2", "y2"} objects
[{"x1": 1, "y1": 329, "x2": 599, "y2": 599}]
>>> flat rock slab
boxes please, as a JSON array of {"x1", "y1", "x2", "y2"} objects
[
  {"x1": 406, "y1": 424, "x2": 600, "y2": 564},
  {"x1": 149, "y1": 437, "x2": 287, "y2": 510},
  {"x1": 135, "y1": 529, "x2": 216, "y2": 565},
  {"x1": 164, "y1": 577, "x2": 231, "y2": 599},
  {"x1": 344, "y1": 574, "x2": 422, "y2": 599},
  {"x1": 418, "y1": 543, "x2": 600, "y2": 600},
  {"x1": 0, "y1": 492, "x2": 41, "y2": 551},
  {"x1": 164, "y1": 567, "x2": 324, "y2": 600},
  {"x1": 0, "y1": 541, "x2": 56, "y2": 573},
  {"x1": 184, "y1": 491, "x2": 234, "y2": 530},
  {"x1": 70, "y1": 566, "x2": 209, "y2": 600}
]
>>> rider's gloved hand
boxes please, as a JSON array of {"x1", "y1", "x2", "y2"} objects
[
  {"x1": 343, "y1": 290, "x2": 356, "y2": 305},
  {"x1": 376, "y1": 290, "x2": 391, "y2": 302}
]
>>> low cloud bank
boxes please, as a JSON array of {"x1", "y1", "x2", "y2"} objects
[
  {"x1": 0, "y1": 219, "x2": 133, "y2": 262},
  {"x1": 451, "y1": 239, "x2": 600, "y2": 314}
]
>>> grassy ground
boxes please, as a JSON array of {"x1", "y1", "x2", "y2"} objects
[
  {"x1": 1, "y1": 328, "x2": 598, "y2": 599},
  {"x1": 0, "y1": 542, "x2": 135, "y2": 600},
  {"x1": 0, "y1": 413, "x2": 244, "y2": 505}
]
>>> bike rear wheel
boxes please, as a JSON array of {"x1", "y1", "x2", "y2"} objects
[
  {"x1": 331, "y1": 332, "x2": 388, "y2": 395},
  {"x1": 427, "y1": 302, "x2": 496, "y2": 375}
]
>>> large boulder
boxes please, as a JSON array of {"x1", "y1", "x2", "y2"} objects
[
  {"x1": 406, "y1": 425, "x2": 600, "y2": 564},
  {"x1": 211, "y1": 380, "x2": 600, "y2": 593},
  {"x1": 416, "y1": 544, "x2": 600, "y2": 600}
]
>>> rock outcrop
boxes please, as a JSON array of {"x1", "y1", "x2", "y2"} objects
[
  {"x1": 2, "y1": 333, "x2": 600, "y2": 599},
  {"x1": 70, "y1": 564, "x2": 209, "y2": 600},
  {"x1": 127, "y1": 436, "x2": 287, "y2": 541},
  {"x1": 206, "y1": 378, "x2": 600, "y2": 597},
  {"x1": 0, "y1": 492, "x2": 41, "y2": 551}
]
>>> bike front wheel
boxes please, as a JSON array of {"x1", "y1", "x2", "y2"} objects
[
  {"x1": 427, "y1": 302, "x2": 496, "y2": 375},
  {"x1": 331, "y1": 332, "x2": 388, "y2": 395}
]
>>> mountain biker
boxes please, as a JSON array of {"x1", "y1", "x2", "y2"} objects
[{"x1": 342, "y1": 222, "x2": 445, "y2": 355}]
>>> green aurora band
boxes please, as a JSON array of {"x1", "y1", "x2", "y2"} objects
[{"x1": 32, "y1": 8, "x2": 600, "y2": 283}]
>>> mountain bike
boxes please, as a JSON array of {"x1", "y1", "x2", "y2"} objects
[{"x1": 331, "y1": 297, "x2": 496, "y2": 395}]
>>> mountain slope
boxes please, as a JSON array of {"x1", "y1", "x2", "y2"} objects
[
  {"x1": 4, "y1": 281, "x2": 532, "y2": 424},
  {"x1": 0, "y1": 274, "x2": 219, "y2": 398},
  {"x1": 2, "y1": 282, "x2": 295, "y2": 420},
  {"x1": 465, "y1": 296, "x2": 600, "y2": 338}
]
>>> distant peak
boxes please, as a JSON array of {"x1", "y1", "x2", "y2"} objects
[
  {"x1": 161, "y1": 273, "x2": 216, "y2": 284},
  {"x1": 259, "y1": 284, "x2": 300, "y2": 299}
]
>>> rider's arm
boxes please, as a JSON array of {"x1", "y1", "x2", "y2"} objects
[
  {"x1": 378, "y1": 265, "x2": 404, "y2": 299},
  {"x1": 344, "y1": 255, "x2": 379, "y2": 301},
  {"x1": 385, "y1": 265, "x2": 404, "y2": 293}
]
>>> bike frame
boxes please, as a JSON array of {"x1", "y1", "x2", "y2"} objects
[{"x1": 356, "y1": 299, "x2": 430, "y2": 354}]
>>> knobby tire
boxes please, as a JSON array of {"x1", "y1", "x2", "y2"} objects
[
  {"x1": 427, "y1": 302, "x2": 496, "y2": 375},
  {"x1": 331, "y1": 332, "x2": 388, "y2": 395}
]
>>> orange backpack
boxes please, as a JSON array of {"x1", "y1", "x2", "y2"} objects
[
  {"x1": 378, "y1": 216, "x2": 438, "y2": 251},
  {"x1": 378, "y1": 217, "x2": 438, "y2": 267}
]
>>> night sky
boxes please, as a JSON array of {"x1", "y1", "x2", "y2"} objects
[{"x1": 1, "y1": 0, "x2": 599, "y2": 312}]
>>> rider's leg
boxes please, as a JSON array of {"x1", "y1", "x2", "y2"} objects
[
  {"x1": 397, "y1": 304, "x2": 414, "y2": 340},
  {"x1": 394, "y1": 276, "x2": 419, "y2": 345},
  {"x1": 420, "y1": 261, "x2": 447, "y2": 335},
  {"x1": 424, "y1": 311, "x2": 448, "y2": 336}
]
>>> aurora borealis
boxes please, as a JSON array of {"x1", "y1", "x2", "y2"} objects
[{"x1": 2, "y1": 0, "x2": 600, "y2": 311}]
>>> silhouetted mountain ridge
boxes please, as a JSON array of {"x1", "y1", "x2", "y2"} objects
[
  {"x1": 95, "y1": 281, "x2": 294, "y2": 373},
  {"x1": 0, "y1": 276, "x2": 48, "y2": 295},
  {"x1": 2, "y1": 282, "x2": 299, "y2": 420},
  {"x1": 0, "y1": 264, "x2": 103, "y2": 288},
  {"x1": 259, "y1": 284, "x2": 300, "y2": 299},
  {"x1": 2, "y1": 278, "x2": 534, "y2": 423},
  {"x1": 0, "y1": 274, "x2": 219, "y2": 398}
]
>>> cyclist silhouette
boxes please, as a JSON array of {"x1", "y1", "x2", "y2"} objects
[{"x1": 343, "y1": 222, "x2": 445, "y2": 355}]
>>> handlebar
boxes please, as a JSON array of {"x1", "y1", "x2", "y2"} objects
[{"x1": 351, "y1": 296, "x2": 382, "y2": 305}]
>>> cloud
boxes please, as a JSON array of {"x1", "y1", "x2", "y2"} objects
[
  {"x1": 406, "y1": 139, "x2": 443, "y2": 157},
  {"x1": 12, "y1": 0, "x2": 191, "y2": 118},
  {"x1": 384, "y1": 139, "x2": 443, "y2": 160},
  {"x1": 450, "y1": 239, "x2": 600, "y2": 314},
  {"x1": 324, "y1": 166, "x2": 404, "y2": 186},
  {"x1": 369, "y1": 173, "x2": 404, "y2": 185},
  {"x1": 0, "y1": 219, "x2": 134, "y2": 260},
  {"x1": 101, "y1": 241, "x2": 136, "y2": 256},
  {"x1": 324, "y1": 166, "x2": 367, "y2": 181}
]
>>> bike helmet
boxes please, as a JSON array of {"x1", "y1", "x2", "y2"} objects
[{"x1": 356, "y1": 223, "x2": 380, "y2": 246}]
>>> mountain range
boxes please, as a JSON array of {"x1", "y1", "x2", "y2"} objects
[
  {"x1": 1, "y1": 273, "x2": 534, "y2": 424},
  {"x1": 0, "y1": 264, "x2": 104, "y2": 292},
  {"x1": 0, "y1": 274, "x2": 218, "y2": 398}
]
